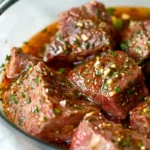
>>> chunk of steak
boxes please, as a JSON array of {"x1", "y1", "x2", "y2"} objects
[
  {"x1": 130, "y1": 96, "x2": 150, "y2": 138},
  {"x1": 43, "y1": 1, "x2": 115, "y2": 63},
  {"x1": 120, "y1": 20, "x2": 150, "y2": 63},
  {"x1": 69, "y1": 51, "x2": 149, "y2": 119},
  {"x1": 71, "y1": 112, "x2": 150, "y2": 150},
  {"x1": 3, "y1": 62, "x2": 99, "y2": 143},
  {"x1": 6, "y1": 47, "x2": 40, "y2": 78}
]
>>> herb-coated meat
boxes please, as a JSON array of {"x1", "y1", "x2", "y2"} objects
[
  {"x1": 130, "y1": 96, "x2": 150, "y2": 138},
  {"x1": 6, "y1": 47, "x2": 40, "y2": 78},
  {"x1": 69, "y1": 51, "x2": 149, "y2": 119},
  {"x1": 3, "y1": 62, "x2": 99, "y2": 143},
  {"x1": 43, "y1": 1, "x2": 115, "y2": 63},
  {"x1": 71, "y1": 112, "x2": 150, "y2": 150},
  {"x1": 120, "y1": 20, "x2": 150, "y2": 63}
]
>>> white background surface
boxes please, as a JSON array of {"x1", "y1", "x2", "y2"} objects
[{"x1": 0, "y1": 0, "x2": 149, "y2": 150}]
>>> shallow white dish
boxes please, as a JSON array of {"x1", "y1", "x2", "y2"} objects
[{"x1": 0, "y1": 0, "x2": 149, "y2": 150}]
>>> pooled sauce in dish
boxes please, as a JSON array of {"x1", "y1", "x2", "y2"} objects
[{"x1": 1, "y1": 5, "x2": 150, "y2": 149}]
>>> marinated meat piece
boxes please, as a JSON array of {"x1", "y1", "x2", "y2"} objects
[
  {"x1": 6, "y1": 47, "x2": 40, "y2": 78},
  {"x1": 120, "y1": 20, "x2": 150, "y2": 63},
  {"x1": 43, "y1": 1, "x2": 115, "y2": 63},
  {"x1": 71, "y1": 112, "x2": 150, "y2": 150},
  {"x1": 69, "y1": 51, "x2": 149, "y2": 119},
  {"x1": 130, "y1": 96, "x2": 150, "y2": 138},
  {"x1": 3, "y1": 62, "x2": 99, "y2": 143}
]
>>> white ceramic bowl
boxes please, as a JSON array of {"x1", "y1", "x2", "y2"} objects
[{"x1": 0, "y1": 0, "x2": 149, "y2": 150}]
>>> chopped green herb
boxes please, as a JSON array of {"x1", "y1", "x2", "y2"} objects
[
  {"x1": 105, "y1": 41, "x2": 110, "y2": 45},
  {"x1": 5, "y1": 55, "x2": 10, "y2": 61},
  {"x1": 25, "y1": 64, "x2": 32, "y2": 72},
  {"x1": 54, "y1": 108, "x2": 61, "y2": 114},
  {"x1": 76, "y1": 74, "x2": 81, "y2": 78},
  {"x1": 108, "y1": 70, "x2": 114, "y2": 77},
  {"x1": 22, "y1": 93, "x2": 26, "y2": 98},
  {"x1": 43, "y1": 116, "x2": 47, "y2": 122},
  {"x1": 112, "y1": 16, "x2": 123, "y2": 30},
  {"x1": 113, "y1": 71, "x2": 118, "y2": 76},
  {"x1": 69, "y1": 82, "x2": 74, "y2": 87},
  {"x1": 14, "y1": 100, "x2": 18, "y2": 104},
  {"x1": 129, "y1": 71, "x2": 133, "y2": 75},
  {"x1": 91, "y1": 43, "x2": 95, "y2": 49},
  {"x1": 39, "y1": 99, "x2": 43, "y2": 104},
  {"x1": 84, "y1": 42, "x2": 90, "y2": 49},
  {"x1": 110, "y1": 50, "x2": 116, "y2": 57},
  {"x1": 24, "y1": 74, "x2": 29, "y2": 79},
  {"x1": 120, "y1": 41, "x2": 129, "y2": 51},
  {"x1": 132, "y1": 40, "x2": 136, "y2": 44},
  {"x1": 136, "y1": 30, "x2": 141, "y2": 35},
  {"x1": 9, "y1": 94, "x2": 18, "y2": 104},
  {"x1": 59, "y1": 68, "x2": 65, "y2": 74},
  {"x1": 96, "y1": 9, "x2": 102, "y2": 20},
  {"x1": 35, "y1": 77, "x2": 40, "y2": 85},
  {"x1": 74, "y1": 39, "x2": 80, "y2": 46},
  {"x1": 42, "y1": 28, "x2": 47, "y2": 33},
  {"x1": 81, "y1": 84, "x2": 85, "y2": 89},
  {"x1": 135, "y1": 46, "x2": 141, "y2": 53},
  {"x1": 73, "y1": 24, "x2": 78, "y2": 29},
  {"x1": 14, "y1": 109, "x2": 17, "y2": 114},
  {"x1": 56, "y1": 32, "x2": 62, "y2": 40},
  {"x1": 146, "y1": 108, "x2": 150, "y2": 114},
  {"x1": 115, "y1": 87, "x2": 121, "y2": 92},
  {"x1": 23, "y1": 42, "x2": 29, "y2": 45},
  {"x1": 95, "y1": 69, "x2": 101, "y2": 76},
  {"x1": 103, "y1": 83, "x2": 108, "y2": 90},
  {"x1": 64, "y1": 50, "x2": 69, "y2": 54},
  {"x1": 34, "y1": 105, "x2": 39, "y2": 113},
  {"x1": 137, "y1": 141, "x2": 143, "y2": 148},
  {"x1": 18, "y1": 117, "x2": 24, "y2": 126},
  {"x1": 26, "y1": 97, "x2": 31, "y2": 104},
  {"x1": 9, "y1": 94, "x2": 17, "y2": 101},
  {"x1": 119, "y1": 138, "x2": 132, "y2": 147},
  {"x1": 137, "y1": 58, "x2": 145, "y2": 65},
  {"x1": 107, "y1": 8, "x2": 116, "y2": 16},
  {"x1": 0, "y1": 63, "x2": 4, "y2": 68}
]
